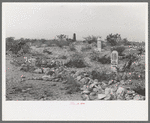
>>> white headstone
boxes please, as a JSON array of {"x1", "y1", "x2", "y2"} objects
[
  {"x1": 97, "y1": 37, "x2": 101, "y2": 52},
  {"x1": 111, "y1": 50, "x2": 118, "y2": 72}
]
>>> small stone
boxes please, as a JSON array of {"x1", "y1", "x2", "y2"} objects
[
  {"x1": 101, "y1": 82, "x2": 107, "y2": 89},
  {"x1": 82, "y1": 90, "x2": 91, "y2": 94},
  {"x1": 75, "y1": 71, "x2": 82, "y2": 76},
  {"x1": 108, "y1": 80, "x2": 113, "y2": 85},
  {"x1": 89, "y1": 83, "x2": 95, "y2": 88},
  {"x1": 54, "y1": 78, "x2": 59, "y2": 82},
  {"x1": 125, "y1": 94, "x2": 133, "y2": 100},
  {"x1": 84, "y1": 73, "x2": 89, "y2": 77},
  {"x1": 97, "y1": 94, "x2": 106, "y2": 100},
  {"x1": 105, "y1": 88, "x2": 111, "y2": 95},
  {"x1": 94, "y1": 79, "x2": 98, "y2": 82},
  {"x1": 76, "y1": 76, "x2": 82, "y2": 81},
  {"x1": 89, "y1": 95, "x2": 97, "y2": 100},
  {"x1": 43, "y1": 68, "x2": 51, "y2": 74},
  {"x1": 133, "y1": 95, "x2": 143, "y2": 100},
  {"x1": 117, "y1": 94, "x2": 125, "y2": 100},
  {"x1": 42, "y1": 75, "x2": 54, "y2": 81},
  {"x1": 90, "y1": 92, "x2": 97, "y2": 96},
  {"x1": 104, "y1": 94, "x2": 114, "y2": 100},
  {"x1": 80, "y1": 85, "x2": 87, "y2": 91},
  {"x1": 88, "y1": 79, "x2": 94, "y2": 84},
  {"x1": 80, "y1": 78, "x2": 89, "y2": 84},
  {"x1": 72, "y1": 74, "x2": 77, "y2": 78},
  {"x1": 93, "y1": 88, "x2": 98, "y2": 92},
  {"x1": 120, "y1": 80, "x2": 125, "y2": 85},
  {"x1": 34, "y1": 68, "x2": 42, "y2": 74},
  {"x1": 126, "y1": 90, "x2": 135, "y2": 95},
  {"x1": 116, "y1": 87, "x2": 126, "y2": 96}
]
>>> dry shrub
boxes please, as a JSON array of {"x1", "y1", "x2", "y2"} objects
[
  {"x1": 111, "y1": 46, "x2": 126, "y2": 56},
  {"x1": 89, "y1": 51, "x2": 111, "y2": 64},
  {"x1": 64, "y1": 53, "x2": 87, "y2": 68},
  {"x1": 63, "y1": 74, "x2": 81, "y2": 94}
]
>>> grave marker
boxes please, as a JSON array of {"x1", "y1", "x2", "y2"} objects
[
  {"x1": 111, "y1": 50, "x2": 118, "y2": 72},
  {"x1": 97, "y1": 37, "x2": 101, "y2": 52}
]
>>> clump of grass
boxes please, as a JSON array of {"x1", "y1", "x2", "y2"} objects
[{"x1": 64, "y1": 53, "x2": 87, "y2": 68}]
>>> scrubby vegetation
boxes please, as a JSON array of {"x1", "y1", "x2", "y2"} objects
[
  {"x1": 111, "y1": 46, "x2": 126, "y2": 56},
  {"x1": 81, "y1": 44, "x2": 92, "y2": 52},
  {"x1": 6, "y1": 33, "x2": 146, "y2": 100},
  {"x1": 63, "y1": 74, "x2": 81, "y2": 94},
  {"x1": 89, "y1": 51, "x2": 111, "y2": 64},
  {"x1": 64, "y1": 53, "x2": 87, "y2": 68}
]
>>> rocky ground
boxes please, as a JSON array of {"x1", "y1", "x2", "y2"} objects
[
  {"x1": 6, "y1": 43, "x2": 145, "y2": 101},
  {"x1": 6, "y1": 56, "x2": 82, "y2": 101}
]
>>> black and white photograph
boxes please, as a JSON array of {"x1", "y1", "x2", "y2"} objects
[{"x1": 2, "y1": 2, "x2": 148, "y2": 121}]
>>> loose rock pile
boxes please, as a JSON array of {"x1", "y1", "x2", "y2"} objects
[
  {"x1": 18, "y1": 58, "x2": 145, "y2": 101},
  {"x1": 69, "y1": 71, "x2": 145, "y2": 101}
]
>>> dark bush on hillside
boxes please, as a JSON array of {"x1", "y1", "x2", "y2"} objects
[
  {"x1": 106, "y1": 33, "x2": 121, "y2": 46},
  {"x1": 137, "y1": 47, "x2": 145, "y2": 55},
  {"x1": 124, "y1": 79, "x2": 145, "y2": 96},
  {"x1": 83, "y1": 35, "x2": 98, "y2": 44},
  {"x1": 111, "y1": 46, "x2": 126, "y2": 56},
  {"x1": 43, "y1": 49, "x2": 52, "y2": 54},
  {"x1": 89, "y1": 51, "x2": 111, "y2": 64},
  {"x1": 87, "y1": 69, "x2": 116, "y2": 82},
  {"x1": 64, "y1": 53, "x2": 87, "y2": 68}
]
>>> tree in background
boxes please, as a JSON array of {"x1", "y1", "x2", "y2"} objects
[
  {"x1": 83, "y1": 35, "x2": 99, "y2": 44},
  {"x1": 56, "y1": 34, "x2": 67, "y2": 41},
  {"x1": 6, "y1": 37, "x2": 15, "y2": 51},
  {"x1": 122, "y1": 38, "x2": 129, "y2": 45},
  {"x1": 106, "y1": 33, "x2": 121, "y2": 46}
]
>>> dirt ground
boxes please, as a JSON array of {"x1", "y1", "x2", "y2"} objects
[{"x1": 6, "y1": 55, "x2": 82, "y2": 101}]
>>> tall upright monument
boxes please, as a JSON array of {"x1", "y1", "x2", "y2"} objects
[
  {"x1": 73, "y1": 33, "x2": 76, "y2": 41},
  {"x1": 97, "y1": 37, "x2": 101, "y2": 52}
]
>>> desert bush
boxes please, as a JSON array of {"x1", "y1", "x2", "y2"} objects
[
  {"x1": 87, "y1": 69, "x2": 116, "y2": 82},
  {"x1": 89, "y1": 51, "x2": 111, "y2": 64},
  {"x1": 43, "y1": 49, "x2": 52, "y2": 54},
  {"x1": 83, "y1": 35, "x2": 98, "y2": 44},
  {"x1": 56, "y1": 34, "x2": 67, "y2": 40},
  {"x1": 68, "y1": 44, "x2": 76, "y2": 51},
  {"x1": 111, "y1": 46, "x2": 126, "y2": 56},
  {"x1": 81, "y1": 44, "x2": 92, "y2": 52},
  {"x1": 137, "y1": 47, "x2": 145, "y2": 55},
  {"x1": 56, "y1": 40, "x2": 70, "y2": 48},
  {"x1": 106, "y1": 33, "x2": 121, "y2": 46},
  {"x1": 6, "y1": 37, "x2": 15, "y2": 51},
  {"x1": 64, "y1": 53, "x2": 87, "y2": 68},
  {"x1": 63, "y1": 74, "x2": 81, "y2": 94},
  {"x1": 35, "y1": 56, "x2": 48, "y2": 67}
]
